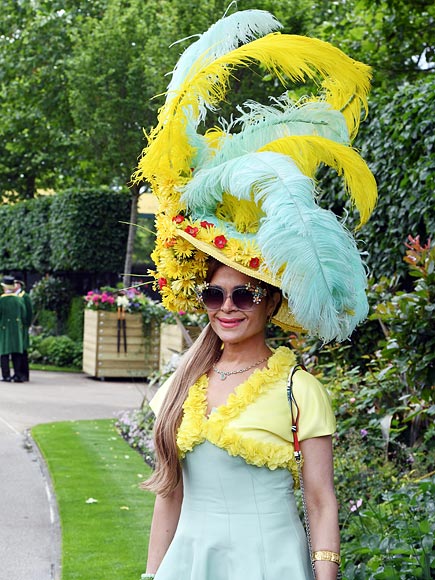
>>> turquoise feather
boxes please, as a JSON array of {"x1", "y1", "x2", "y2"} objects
[
  {"x1": 192, "y1": 98, "x2": 350, "y2": 170},
  {"x1": 182, "y1": 151, "x2": 368, "y2": 342},
  {"x1": 168, "y1": 10, "x2": 283, "y2": 167},
  {"x1": 167, "y1": 10, "x2": 282, "y2": 102}
]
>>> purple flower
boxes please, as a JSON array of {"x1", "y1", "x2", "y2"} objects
[{"x1": 360, "y1": 429, "x2": 368, "y2": 438}]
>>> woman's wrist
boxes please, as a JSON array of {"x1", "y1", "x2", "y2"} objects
[{"x1": 312, "y1": 550, "x2": 341, "y2": 566}]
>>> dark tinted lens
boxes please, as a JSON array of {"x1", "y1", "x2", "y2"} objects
[
  {"x1": 232, "y1": 288, "x2": 255, "y2": 310},
  {"x1": 201, "y1": 287, "x2": 224, "y2": 310}
]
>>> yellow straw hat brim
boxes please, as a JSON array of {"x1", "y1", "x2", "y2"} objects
[{"x1": 177, "y1": 230, "x2": 305, "y2": 333}]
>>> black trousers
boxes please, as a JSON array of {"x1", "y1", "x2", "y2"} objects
[
  {"x1": 22, "y1": 350, "x2": 29, "y2": 381},
  {"x1": 1, "y1": 353, "x2": 25, "y2": 381}
]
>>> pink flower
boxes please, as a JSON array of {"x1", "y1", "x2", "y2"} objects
[
  {"x1": 350, "y1": 397, "x2": 356, "y2": 403},
  {"x1": 350, "y1": 499, "x2": 363, "y2": 512},
  {"x1": 92, "y1": 295, "x2": 100, "y2": 303},
  {"x1": 100, "y1": 292, "x2": 109, "y2": 303},
  {"x1": 107, "y1": 296, "x2": 115, "y2": 304}
]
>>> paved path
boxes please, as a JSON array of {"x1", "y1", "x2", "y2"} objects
[{"x1": 0, "y1": 370, "x2": 149, "y2": 580}]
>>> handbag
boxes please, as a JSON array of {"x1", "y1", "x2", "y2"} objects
[{"x1": 286, "y1": 365, "x2": 342, "y2": 580}]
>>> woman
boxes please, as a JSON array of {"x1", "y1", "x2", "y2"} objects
[
  {"x1": 133, "y1": 8, "x2": 377, "y2": 579},
  {"x1": 142, "y1": 261, "x2": 340, "y2": 579}
]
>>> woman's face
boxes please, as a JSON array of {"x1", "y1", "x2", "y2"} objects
[{"x1": 205, "y1": 265, "x2": 279, "y2": 346}]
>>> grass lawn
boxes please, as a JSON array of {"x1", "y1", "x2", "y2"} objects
[
  {"x1": 32, "y1": 419, "x2": 154, "y2": 580},
  {"x1": 30, "y1": 363, "x2": 82, "y2": 373}
]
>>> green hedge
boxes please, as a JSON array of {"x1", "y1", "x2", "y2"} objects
[
  {"x1": 318, "y1": 76, "x2": 435, "y2": 280},
  {"x1": 0, "y1": 196, "x2": 52, "y2": 271},
  {"x1": 0, "y1": 189, "x2": 131, "y2": 272}
]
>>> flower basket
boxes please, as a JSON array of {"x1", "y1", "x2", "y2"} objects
[{"x1": 82, "y1": 309, "x2": 160, "y2": 379}]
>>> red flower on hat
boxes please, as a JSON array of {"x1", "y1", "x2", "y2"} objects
[
  {"x1": 172, "y1": 215, "x2": 185, "y2": 224},
  {"x1": 214, "y1": 235, "x2": 227, "y2": 249},
  {"x1": 164, "y1": 238, "x2": 176, "y2": 248},
  {"x1": 200, "y1": 220, "x2": 215, "y2": 228},
  {"x1": 185, "y1": 225, "x2": 199, "y2": 237},
  {"x1": 158, "y1": 277, "x2": 167, "y2": 289},
  {"x1": 249, "y1": 257, "x2": 260, "y2": 269}
]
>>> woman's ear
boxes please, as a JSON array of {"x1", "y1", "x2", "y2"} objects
[{"x1": 268, "y1": 290, "x2": 282, "y2": 319}]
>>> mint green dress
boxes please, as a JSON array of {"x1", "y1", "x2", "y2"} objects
[
  {"x1": 148, "y1": 347, "x2": 335, "y2": 580},
  {"x1": 153, "y1": 440, "x2": 313, "y2": 579}
]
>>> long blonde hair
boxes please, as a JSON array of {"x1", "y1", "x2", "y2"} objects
[
  {"x1": 143, "y1": 323, "x2": 222, "y2": 496},
  {"x1": 144, "y1": 258, "x2": 280, "y2": 496}
]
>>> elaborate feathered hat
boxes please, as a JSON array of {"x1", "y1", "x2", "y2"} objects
[{"x1": 133, "y1": 9, "x2": 377, "y2": 343}]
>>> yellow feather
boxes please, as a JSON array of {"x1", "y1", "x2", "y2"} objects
[
  {"x1": 216, "y1": 193, "x2": 264, "y2": 233},
  {"x1": 260, "y1": 135, "x2": 377, "y2": 226},
  {"x1": 133, "y1": 33, "x2": 371, "y2": 190}
]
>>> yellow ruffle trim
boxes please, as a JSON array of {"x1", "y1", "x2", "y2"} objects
[{"x1": 176, "y1": 346, "x2": 302, "y2": 484}]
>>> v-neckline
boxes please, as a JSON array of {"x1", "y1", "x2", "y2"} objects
[
  {"x1": 179, "y1": 347, "x2": 294, "y2": 430},
  {"x1": 202, "y1": 363, "x2": 270, "y2": 421}
]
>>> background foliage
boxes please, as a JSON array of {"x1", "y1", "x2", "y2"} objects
[
  {"x1": 0, "y1": 189, "x2": 130, "y2": 272},
  {"x1": 2, "y1": 0, "x2": 433, "y2": 197},
  {"x1": 318, "y1": 77, "x2": 435, "y2": 279}
]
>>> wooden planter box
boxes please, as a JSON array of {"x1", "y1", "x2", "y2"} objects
[
  {"x1": 83, "y1": 309, "x2": 160, "y2": 379},
  {"x1": 159, "y1": 323, "x2": 202, "y2": 370}
]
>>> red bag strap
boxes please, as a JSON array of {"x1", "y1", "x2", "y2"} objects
[{"x1": 286, "y1": 364, "x2": 305, "y2": 463}]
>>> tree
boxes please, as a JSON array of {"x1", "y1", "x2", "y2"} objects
[
  {"x1": 309, "y1": 0, "x2": 434, "y2": 88},
  {"x1": 0, "y1": 0, "x2": 108, "y2": 199},
  {"x1": 65, "y1": 0, "x2": 314, "y2": 283}
]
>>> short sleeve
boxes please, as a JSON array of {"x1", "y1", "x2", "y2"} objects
[
  {"x1": 292, "y1": 369, "x2": 336, "y2": 441},
  {"x1": 149, "y1": 374, "x2": 175, "y2": 416}
]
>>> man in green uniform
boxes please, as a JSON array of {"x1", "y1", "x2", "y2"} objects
[
  {"x1": 0, "y1": 276, "x2": 26, "y2": 382},
  {"x1": 15, "y1": 278, "x2": 33, "y2": 381}
]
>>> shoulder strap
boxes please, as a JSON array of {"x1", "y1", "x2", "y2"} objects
[
  {"x1": 287, "y1": 363, "x2": 318, "y2": 578},
  {"x1": 286, "y1": 364, "x2": 305, "y2": 463}
]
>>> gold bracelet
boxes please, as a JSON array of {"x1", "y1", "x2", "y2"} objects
[{"x1": 312, "y1": 550, "x2": 341, "y2": 565}]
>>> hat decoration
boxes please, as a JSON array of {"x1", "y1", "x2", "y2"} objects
[{"x1": 133, "y1": 9, "x2": 377, "y2": 343}]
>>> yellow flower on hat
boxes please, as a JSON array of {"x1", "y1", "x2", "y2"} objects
[{"x1": 173, "y1": 238, "x2": 195, "y2": 259}]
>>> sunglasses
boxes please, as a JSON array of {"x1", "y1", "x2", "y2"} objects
[{"x1": 196, "y1": 283, "x2": 267, "y2": 311}]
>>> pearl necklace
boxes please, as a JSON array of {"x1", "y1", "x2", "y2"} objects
[{"x1": 212, "y1": 355, "x2": 270, "y2": 381}]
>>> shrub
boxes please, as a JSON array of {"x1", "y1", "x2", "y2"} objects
[
  {"x1": 317, "y1": 77, "x2": 435, "y2": 281},
  {"x1": 49, "y1": 189, "x2": 130, "y2": 272},
  {"x1": 0, "y1": 196, "x2": 52, "y2": 272},
  {"x1": 30, "y1": 334, "x2": 82, "y2": 368},
  {"x1": 66, "y1": 296, "x2": 85, "y2": 342},
  {"x1": 30, "y1": 275, "x2": 74, "y2": 329},
  {"x1": 0, "y1": 189, "x2": 130, "y2": 273},
  {"x1": 38, "y1": 336, "x2": 57, "y2": 358},
  {"x1": 46, "y1": 335, "x2": 82, "y2": 368},
  {"x1": 341, "y1": 477, "x2": 435, "y2": 579},
  {"x1": 28, "y1": 335, "x2": 44, "y2": 363},
  {"x1": 36, "y1": 309, "x2": 58, "y2": 336}
]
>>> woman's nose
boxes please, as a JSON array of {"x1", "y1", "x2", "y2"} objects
[{"x1": 221, "y1": 292, "x2": 236, "y2": 311}]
